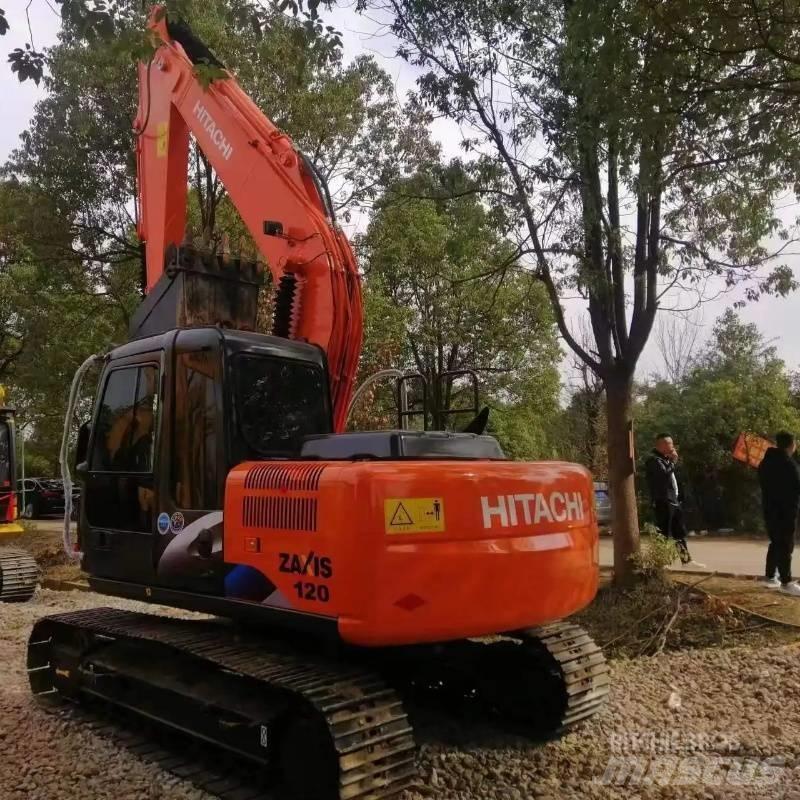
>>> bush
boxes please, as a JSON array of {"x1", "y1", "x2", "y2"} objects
[
  {"x1": 639, "y1": 521, "x2": 660, "y2": 537},
  {"x1": 628, "y1": 531, "x2": 678, "y2": 580}
]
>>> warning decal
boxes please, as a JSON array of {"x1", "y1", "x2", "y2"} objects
[
  {"x1": 384, "y1": 497, "x2": 445, "y2": 534},
  {"x1": 156, "y1": 122, "x2": 169, "y2": 158}
]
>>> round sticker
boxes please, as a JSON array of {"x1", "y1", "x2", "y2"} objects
[
  {"x1": 170, "y1": 511, "x2": 185, "y2": 534},
  {"x1": 157, "y1": 512, "x2": 171, "y2": 535}
]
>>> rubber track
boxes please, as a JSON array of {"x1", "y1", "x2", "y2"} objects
[
  {"x1": 0, "y1": 547, "x2": 39, "y2": 602},
  {"x1": 29, "y1": 607, "x2": 417, "y2": 800},
  {"x1": 521, "y1": 621, "x2": 610, "y2": 730}
]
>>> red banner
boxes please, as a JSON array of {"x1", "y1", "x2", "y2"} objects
[{"x1": 732, "y1": 432, "x2": 773, "y2": 468}]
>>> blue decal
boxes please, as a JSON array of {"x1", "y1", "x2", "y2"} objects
[{"x1": 157, "y1": 513, "x2": 171, "y2": 535}]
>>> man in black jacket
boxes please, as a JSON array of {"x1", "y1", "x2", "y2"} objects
[
  {"x1": 758, "y1": 432, "x2": 800, "y2": 595},
  {"x1": 645, "y1": 433, "x2": 697, "y2": 566}
]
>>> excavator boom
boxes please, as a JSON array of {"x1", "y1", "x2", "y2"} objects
[{"x1": 134, "y1": 8, "x2": 362, "y2": 430}]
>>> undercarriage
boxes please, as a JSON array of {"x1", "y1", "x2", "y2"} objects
[{"x1": 28, "y1": 608, "x2": 608, "y2": 800}]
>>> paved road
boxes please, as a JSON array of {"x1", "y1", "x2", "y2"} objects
[{"x1": 600, "y1": 535, "x2": 769, "y2": 577}]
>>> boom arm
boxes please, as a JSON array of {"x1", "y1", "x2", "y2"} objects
[{"x1": 134, "y1": 8, "x2": 362, "y2": 431}]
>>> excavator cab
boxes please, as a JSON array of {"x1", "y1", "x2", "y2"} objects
[{"x1": 76, "y1": 326, "x2": 332, "y2": 596}]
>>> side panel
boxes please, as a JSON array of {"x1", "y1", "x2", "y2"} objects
[{"x1": 224, "y1": 460, "x2": 598, "y2": 646}]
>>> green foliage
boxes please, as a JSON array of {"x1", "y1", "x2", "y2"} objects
[
  {"x1": 2, "y1": 1, "x2": 343, "y2": 85},
  {"x1": 2, "y1": 0, "x2": 432, "y2": 464},
  {"x1": 354, "y1": 163, "x2": 562, "y2": 458},
  {"x1": 636, "y1": 310, "x2": 800, "y2": 532},
  {"x1": 5, "y1": 0, "x2": 432, "y2": 279},
  {"x1": 0, "y1": 180, "x2": 130, "y2": 471},
  {"x1": 19, "y1": 449, "x2": 52, "y2": 479},
  {"x1": 628, "y1": 533, "x2": 678, "y2": 581},
  {"x1": 559, "y1": 363, "x2": 606, "y2": 475}
]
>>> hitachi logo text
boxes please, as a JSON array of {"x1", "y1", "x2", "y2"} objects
[
  {"x1": 193, "y1": 101, "x2": 233, "y2": 161},
  {"x1": 481, "y1": 492, "x2": 586, "y2": 529}
]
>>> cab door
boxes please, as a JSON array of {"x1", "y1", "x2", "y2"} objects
[{"x1": 82, "y1": 356, "x2": 161, "y2": 583}]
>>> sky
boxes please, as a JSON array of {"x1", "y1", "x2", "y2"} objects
[{"x1": 2, "y1": 0, "x2": 800, "y2": 387}]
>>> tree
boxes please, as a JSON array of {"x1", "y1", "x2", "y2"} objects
[
  {"x1": 637, "y1": 310, "x2": 800, "y2": 532},
  {"x1": 357, "y1": 0, "x2": 800, "y2": 581},
  {"x1": 352, "y1": 164, "x2": 562, "y2": 457},
  {"x1": 5, "y1": 0, "x2": 433, "y2": 302},
  {"x1": 0, "y1": 0, "x2": 339, "y2": 84},
  {"x1": 0, "y1": 179, "x2": 130, "y2": 471},
  {"x1": 653, "y1": 314, "x2": 701, "y2": 385},
  {"x1": 562, "y1": 363, "x2": 606, "y2": 476}
]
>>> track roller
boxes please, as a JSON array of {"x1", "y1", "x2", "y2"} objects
[{"x1": 0, "y1": 547, "x2": 39, "y2": 602}]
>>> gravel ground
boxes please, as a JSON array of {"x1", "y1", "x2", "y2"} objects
[{"x1": 2, "y1": 590, "x2": 800, "y2": 800}]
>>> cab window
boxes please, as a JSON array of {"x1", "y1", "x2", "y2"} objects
[
  {"x1": 91, "y1": 366, "x2": 159, "y2": 472},
  {"x1": 235, "y1": 355, "x2": 331, "y2": 456}
]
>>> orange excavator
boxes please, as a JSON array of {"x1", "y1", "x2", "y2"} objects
[{"x1": 24, "y1": 9, "x2": 608, "y2": 799}]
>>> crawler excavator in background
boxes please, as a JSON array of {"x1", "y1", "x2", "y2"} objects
[
  {"x1": 0, "y1": 388, "x2": 40, "y2": 602},
  {"x1": 22, "y1": 9, "x2": 609, "y2": 799}
]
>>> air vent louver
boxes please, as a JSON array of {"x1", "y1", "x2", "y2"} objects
[{"x1": 241, "y1": 464, "x2": 326, "y2": 532}]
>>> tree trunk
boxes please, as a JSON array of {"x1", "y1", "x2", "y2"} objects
[{"x1": 605, "y1": 371, "x2": 640, "y2": 584}]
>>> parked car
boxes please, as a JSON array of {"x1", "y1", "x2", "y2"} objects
[
  {"x1": 594, "y1": 481, "x2": 611, "y2": 530},
  {"x1": 17, "y1": 478, "x2": 80, "y2": 520}
]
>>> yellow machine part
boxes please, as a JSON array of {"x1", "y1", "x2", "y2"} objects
[{"x1": 0, "y1": 521, "x2": 25, "y2": 540}]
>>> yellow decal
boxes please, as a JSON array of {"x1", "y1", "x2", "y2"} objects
[
  {"x1": 384, "y1": 497, "x2": 445, "y2": 534},
  {"x1": 55, "y1": 668, "x2": 70, "y2": 679},
  {"x1": 156, "y1": 121, "x2": 169, "y2": 158}
]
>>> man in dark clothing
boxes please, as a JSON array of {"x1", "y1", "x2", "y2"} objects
[
  {"x1": 758, "y1": 432, "x2": 800, "y2": 595},
  {"x1": 645, "y1": 433, "x2": 698, "y2": 566}
]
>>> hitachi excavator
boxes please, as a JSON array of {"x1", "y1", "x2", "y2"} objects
[
  {"x1": 23, "y1": 9, "x2": 609, "y2": 799},
  {"x1": 0, "y1": 388, "x2": 39, "y2": 602}
]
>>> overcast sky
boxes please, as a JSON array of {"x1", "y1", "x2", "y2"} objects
[{"x1": 2, "y1": 0, "x2": 799, "y2": 386}]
